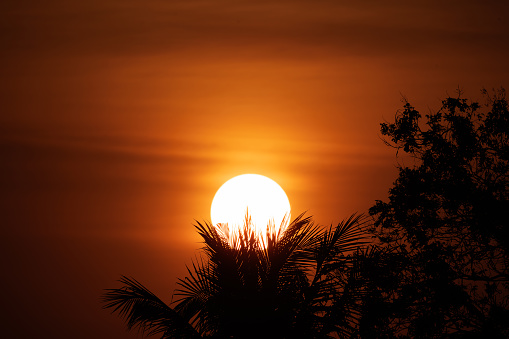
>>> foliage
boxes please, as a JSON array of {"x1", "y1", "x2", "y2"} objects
[
  {"x1": 102, "y1": 276, "x2": 201, "y2": 339},
  {"x1": 103, "y1": 213, "x2": 371, "y2": 338},
  {"x1": 102, "y1": 88, "x2": 509, "y2": 337},
  {"x1": 368, "y1": 88, "x2": 509, "y2": 337}
]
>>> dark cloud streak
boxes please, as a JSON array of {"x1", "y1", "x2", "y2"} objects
[{"x1": 3, "y1": 0, "x2": 508, "y2": 60}]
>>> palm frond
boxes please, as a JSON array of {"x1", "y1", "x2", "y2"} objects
[
  {"x1": 102, "y1": 276, "x2": 200, "y2": 338},
  {"x1": 172, "y1": 257, "x2": 222, "y2": 336},
  {"x1": 311, "y1": 214, "x2": 370, "y2": 280},
  {"x1": 273, "y1": 213, "x2": 322, "y2": 267},
  {"x1": 173, "y1": 258, "x2": 214, "y2": 314}
]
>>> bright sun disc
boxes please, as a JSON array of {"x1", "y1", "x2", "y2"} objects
[{"x1": 211, "y1": 174, "x2": 291, "y2": 244}]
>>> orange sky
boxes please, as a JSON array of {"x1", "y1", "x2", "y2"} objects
[{"x1": 1, "y1": 1, "x2": 509, "y2": 338}]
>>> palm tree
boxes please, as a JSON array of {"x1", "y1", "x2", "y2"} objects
[{"x1": 102, "y1": 213, "x2": 370, "y2": 338}]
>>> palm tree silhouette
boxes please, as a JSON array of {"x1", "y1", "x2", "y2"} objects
[{"x1": 102, "y1": 213, "x2": 370, "y2": 338}]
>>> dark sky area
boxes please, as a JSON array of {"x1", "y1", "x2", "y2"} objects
[{"x1": 1, "y1": 1, "x2": 508, "y2": 338}]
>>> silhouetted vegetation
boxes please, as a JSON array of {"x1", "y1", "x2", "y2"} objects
[
  {"x1": 366, "y1": 88, "x2": 509, "y2": 337},
  {"x1": 103, "y1": 214, "x2": 371, "y2": 338},
  {"x1": 104, "y1": 89, "x2": 509, "y2": 338}
]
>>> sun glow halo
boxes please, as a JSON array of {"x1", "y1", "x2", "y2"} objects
[{"x1": 211, "y1": 174, "x2": 291, "y2": 244}]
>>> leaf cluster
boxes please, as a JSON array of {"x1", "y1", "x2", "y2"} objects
[{"x1": 369, "y1": 88, "x2": 509, "y2": 337}]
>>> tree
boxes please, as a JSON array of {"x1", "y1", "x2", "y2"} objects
[
  {"x1": 103, "y1": 214, "x2": 371, "y2": 338},
  {"x1": 367, "y1": 89, "x2": 509, "y2": 337}
]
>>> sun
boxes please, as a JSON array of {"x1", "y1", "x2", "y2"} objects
[{"x1": 211, "y1": 174, "x2": 291, "y2": 244}]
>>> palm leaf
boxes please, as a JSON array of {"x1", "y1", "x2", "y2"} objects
[
  {"x1": 102, "y1": 276, "x2": 200, "y2": 339},
  {"x1": 311, "y1": 214, "x2": 370, "y2": 281},
  {"x1": 173, "y1": 258, "x2": 221, "y2": 336}
]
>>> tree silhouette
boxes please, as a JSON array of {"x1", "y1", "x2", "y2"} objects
[
  {"x1": 103, "y1": 214, "x2": 371, "y2": 338},
  {"x1": 103, "y1": 89, "x2": 509, "y2": 337},
  {"x1": 367, "y1": 88, "x2": 509, "y2": 337}
]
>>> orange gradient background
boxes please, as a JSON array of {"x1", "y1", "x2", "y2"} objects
[{"x1": 1, "y1": 1, "x2": 508, "y2": 338}]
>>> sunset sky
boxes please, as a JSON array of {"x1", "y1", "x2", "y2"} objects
[{"x1": 2, "y1": 1, "x2": 508, "y2": 338}]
